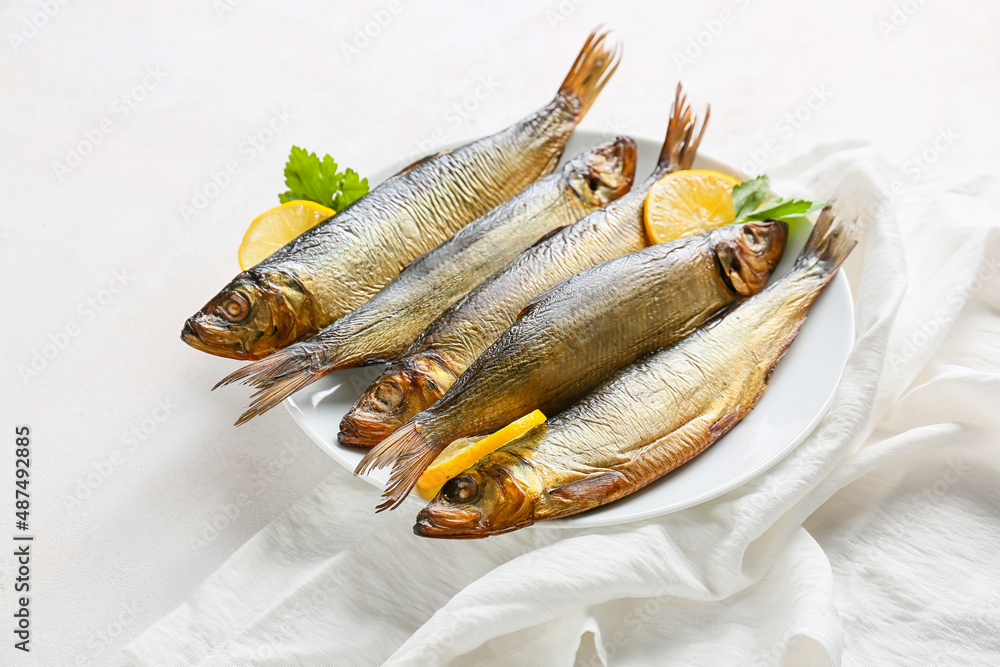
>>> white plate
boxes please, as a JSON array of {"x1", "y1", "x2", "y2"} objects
[{"x1": 284, "y1": 130, "x2": 854, "y2": 528}]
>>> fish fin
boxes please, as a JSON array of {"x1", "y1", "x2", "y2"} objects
[
  {"x1": 796, "y1": 204, "x2": 859, "y2": 277},
  {"x1": 708, "y1": 376, "x2": 775, "y2": 440},
  {"x1": 549, "y1": 471, "x2": 626, "y2": 501},
  {"x1": 530, "y1": 225, "x2": 568, "y2": 249},
  {"x1": 516, "y1": 284, "x2": 560, "y2": 320},
  {"x1": 214, "y1": 347, "x2": 324, "y2": 425},
  {"x1": 214, "y1": 348, "x2": 293, "y2": 390},
  {"x1": 397, "y1": 247, "x2": 434, "y2": 274},
  {"x1": 376, "y1": 442, "x2": 444, "y2": 512},
  {"x1": 391, "y1": 149, "x2": 452, "y2": 179},
  {"x1": 558, "y1": 27, "x2": 621, "y2": 122},
  {"x1": 709, "y1": 409, "x2": 747, "y2": 438},
  {"x1": 356, "y1": 417, "x2": 427, "y2": 475},
  {"x1": 516, "y1": 299, "x2": 539, "y2": 321},
  {"x1": 656, "y1": 82, "x2": 709, "y2": 173},
  {"x1": 233, "y1": 372, "x2": 319, "y2": 426},
  {"x1": 354, "y1": 418, "x2": 443, "y2": 512}
]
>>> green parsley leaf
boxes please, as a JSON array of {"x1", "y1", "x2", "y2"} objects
[
  {"x1": 742, "y1": 197, "x2": 825, "y2": 222},
  {"x1": 731, "y1": 174, "x2": 824, "y2": 224},
  {"x1": 731, "y1": 175, "x2": 770, "y2": 221},
  {"x1": 278, "y1": 146, "x2": 369, "y2": 210},
  {"x1": 333, "y1": 168, "x2": 368, "y2": 211}
]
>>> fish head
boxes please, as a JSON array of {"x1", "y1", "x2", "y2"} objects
[
  {"x1": 413, "y1": 454, "x2": 541, "y2": 539},
  {"x1": 565, "y1": 136, "x2": 637, "y2": 208},
  {"x1": 339, "y1": 356, "x2": 455, "y2": 447},
  {"x1": 714, "y1": 220, "x2": 788, "y2": 296},
  {"x1": 181, "y1": 268, "x2": 315, "y2": 360}
]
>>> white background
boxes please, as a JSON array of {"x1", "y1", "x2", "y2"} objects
[{"x1": 1, "y1": 0, "x2": 996, "y2": 664}]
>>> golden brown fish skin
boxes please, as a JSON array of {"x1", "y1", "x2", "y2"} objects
[
  {"x1": 181, "y1": 269, "x2": 318, "y2": 360},
  {"x1": 414, "y1": 207, "x2": 858, "y2": 538},
  {"x1": 361, "y1": 220, "x2": 788, "y2": 510},
  {"x1": 214, "y1": 138, "x2": 638, "y2": 424},
  {"x1": 340, "y1": 353, "x2": 457, "y2": 446},
  {"x1": 342, "y1": 83, "x2": 709, "y2": 447},
  {"x1": 181, "y1": 30, "x2": 620, "y2": 361}
]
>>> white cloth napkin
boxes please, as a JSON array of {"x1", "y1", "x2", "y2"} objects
[{"x1": 123, "y1": 143, "x2": 1000, "y2": 666}]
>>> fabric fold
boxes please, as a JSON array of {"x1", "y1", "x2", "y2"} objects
[{"x1": 124, "y1": 143, "x2": 1000, "y2": 667}]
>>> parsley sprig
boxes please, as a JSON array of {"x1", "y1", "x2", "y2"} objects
[
  {"x1": 278, "y1": 146, "x2": 369, "y2": 210},
  {"x1": 731, "y1": 175, "x2": 824, "y2": 224}
]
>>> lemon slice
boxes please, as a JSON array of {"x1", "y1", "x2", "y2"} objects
[
  {"x1": 643, "y1": 170, "x2": 740, "y2": 244},
  {"x1": 416, "y1": 410, "x2": 547, "y2": 499},
  {"x1": 238, "y1": 200, "x2": 336, "y2": 270}
]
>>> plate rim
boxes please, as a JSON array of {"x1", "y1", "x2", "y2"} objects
[{"x1": 283, "y1": 132, "x2": 855, "y2": 528}]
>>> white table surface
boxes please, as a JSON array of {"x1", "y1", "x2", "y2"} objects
[{"x1": 1, "y1": 0, "x2": 995, "y2": 664}]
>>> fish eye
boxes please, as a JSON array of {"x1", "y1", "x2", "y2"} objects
[
  {"x1": 742, "y1": 226, "x2": 764, "y2": 252},
  {"x1": 569, "y1": 172, "x2": 598, "y2": 200},
  {"x1": 372, "y1": 382, "x2": 403, "y2": 410},
  {"x1": 442, "y1": 475, "x2": 480, "y2": 504},
  {"x1": 217, "y1": 292, "x2": 251, "y2": 323}
]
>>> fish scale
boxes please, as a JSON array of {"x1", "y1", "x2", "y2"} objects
[
  {"x1": 342, "y1": 83, "x2": 710, "y2": 449},
  {"x1": 215, "y1": 137, "x2": 638, "y2": 424},
  {"x1": 362, "y1": 219, "x2": 788, "y2": 511},
  {"x1": 182, "y1": 29, "x2": 619, "y2": 361},
  {"x1": 413, "y1": 207, "x2": 858, "y2": 537}
]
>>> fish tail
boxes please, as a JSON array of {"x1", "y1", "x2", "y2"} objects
[
  {"x1": 558, "y1": 27, "x2": 621, "y2": 122},
  {"x1": 214, "y1": 347, "x2": 324, "y2": 425},
  {"x1": 796, "y1": 204, "x2": 859, "y2": 278},
  {"x1": 355, "y1": 416, "x2": 430, "y2": 476},
  {"x1": 657, "y1": 82, "x2": 709, "y2": 172},
  {"x1": 234, "y1": 372, "x2": 319, "y2": 426},
  {"x1": 378, "y1": 425, "x2": 445, "y2": 512}
]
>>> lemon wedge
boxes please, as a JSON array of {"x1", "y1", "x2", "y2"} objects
[
  {"x1": 416, "y1": 410, "x2": 547, "y2": 499},
  {"x1": 238, "y1": 200, "x2": 335, "y2": 270},
  {"x1": 643, "y1": 170, "x2": 740, "y2": 244}
]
